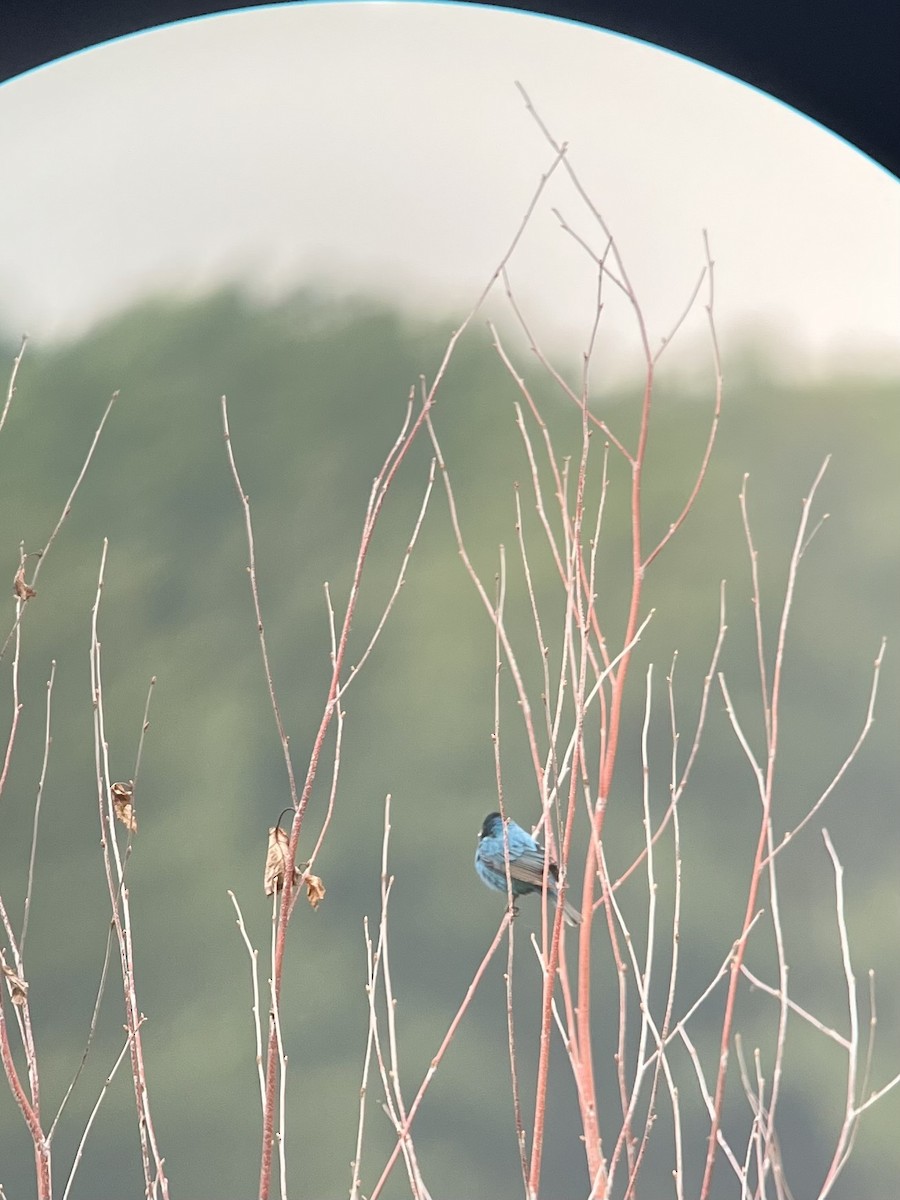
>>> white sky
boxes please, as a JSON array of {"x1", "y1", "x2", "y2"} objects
[{"x1": 0, "y1": 1, "x2": 897, "y2": 374}]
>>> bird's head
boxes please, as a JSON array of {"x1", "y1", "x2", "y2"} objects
[{"x1": 480, "y1": 811, "x2": 503, "y2": 839}]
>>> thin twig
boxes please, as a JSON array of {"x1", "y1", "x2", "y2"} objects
[
  {"x1": 21, "y1": 660, "x2": 56, "y2": 951},
  {"x1": 349, "y1": 914, "x2": 379, "y2": 1200},
  {"x1": 643, "y1": 232, "x2": 722, "y2": 567},
  {"x1": 818, "y1": 829, "x2": 859, "y2": 1198},
  {"x1": 491, "y1": 555, "x2": 529, "y2": 1194},
  {"x1": 368, "y1": 912, "x2": 512, "y2": 1200},
  {"x1": 61, "y1": 1023, "x2": 145, "y2": 1200},
  {"x1": 764, "y1": 638, "x2": 886, "y2": 866},
  {"x1": 229, "y1": 891, "x2": 267, "y2": 1115},
  {"x1": 336, "y1": 457, "x2": 437, "y2": 701},
  {"x1": 700, "y1": 458, "x2": 831, "y2": 1200},
  {"x1": 1, "y1": 391, "x2": 120, "y2": 665},
  {"x1": 90, "y1": 540, "x2": 169, "y2": 1200},
  {"x1": 0, "y1": 334, "x2": 28, "y2": 438}
]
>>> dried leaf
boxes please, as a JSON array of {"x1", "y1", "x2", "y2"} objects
[
  {"x1": 304, "y1": 873, "x2": 326, "y2": 910},
  {"x1": 13, "y1": 566, "x2": 36, "y2": 601},
  {"x1": 111, "y1": 781, "x2": 137, "y2": 832},
  {"x1": 264, "y1": 825, "x2": 300, "y2": 896},
  {"x1": 1, "y1": 958, "x2": 28, "y2": 1005}
]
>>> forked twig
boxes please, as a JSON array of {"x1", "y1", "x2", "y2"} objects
[{"x1": 1, "y1": 391, "x2": 119, "y2": 665}]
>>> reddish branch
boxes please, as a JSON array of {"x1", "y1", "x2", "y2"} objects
[
  {"x1": 222, "y1": 391, "x2": 435, "y2": 1198},
  {"x1": 0, "y1": 942, "x2": 51, "y2": 1199},
  {"x1": 223, "y1": 351, "x2": 465, "y2": 1196}
]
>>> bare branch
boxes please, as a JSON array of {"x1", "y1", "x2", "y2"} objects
[
  {"x1": 0, "y1": 335, "x2": 28, "y2": 439},
  {"x1": 61, "y1": 1022, "x2": 146, "y2": 1200},
  {"x1": 1, "y1": 391, "x2": 119, "y2": 665}
]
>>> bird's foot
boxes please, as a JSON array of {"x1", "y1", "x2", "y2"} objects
[{"x1": 508, "y1": 903, "x2": 520, "y2": 919}]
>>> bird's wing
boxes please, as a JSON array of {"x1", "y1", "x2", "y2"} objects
[
  {"x1": 508, "y1": 846, "x2": 551, "y2": 889},
  {"x1": 479, "y1": 841, "x2": 550, "y2": 889},
  {"x1": 507, "y1": 826, "x2": 561, "y2": 886}
]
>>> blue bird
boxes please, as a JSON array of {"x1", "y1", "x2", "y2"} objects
[{"x1": 475, "y1": 811, "x2": 581, "y2": 926}]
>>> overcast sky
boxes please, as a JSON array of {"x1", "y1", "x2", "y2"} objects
[{"x1": 0, "y1": 1, "x2": 897, "y2": 374}]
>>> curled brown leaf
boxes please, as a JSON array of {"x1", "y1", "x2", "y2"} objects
[
  {"x1": 1, "y1": 957, "x2": 28, "y2": 1006},
  {"x1": 13, "y1": 565, "x2": 36, "y2": 601},
  {"x1": 304, "y1": 873, "x2": 326, "y2": 910},
  {"x1": 111, "y1": 781, "x2": 137, "y2": 832},
  {"x1": 264, "y1": 825, "x2": 300, "y2": 896}
]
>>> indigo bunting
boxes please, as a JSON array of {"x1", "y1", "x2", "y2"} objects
[{"x1": 475, "y1": 811, "x2": 581, "y2": 926}]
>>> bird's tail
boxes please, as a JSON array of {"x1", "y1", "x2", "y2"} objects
[{"x1": 553, "y1": 889, "x2": 582, "y2": 927}]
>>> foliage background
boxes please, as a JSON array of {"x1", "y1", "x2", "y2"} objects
[{"x1": 0, "y1": 287, "x2": 898, "y2": 1196}]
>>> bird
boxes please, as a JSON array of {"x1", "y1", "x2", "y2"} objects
[{"x1": 474, "y1": 811, "x2": 581, "y2": 926}]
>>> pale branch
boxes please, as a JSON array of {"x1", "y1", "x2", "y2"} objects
[
  {"x1": 701, "y1": 461, "x2": 833, "y2": 1200},
  {"x1": 643, "y1": 232, "x2": 723, "y2": 568},
  {"x1": 490, "y1": 559, "x2": 529, "y2": 1194},
  {"x1": 818, "y1": 828, "x2": 861, "y2": 1199},
  {"x1": 349, "y1": 915, "x2": 378, "y2": 1200},
  {"x1": 0, "y1": 334, "x2": 28, "y2": 439},
  {"x1": 336, "y1": 456, "x2": 437, "y2": 701},
  {"x1": 90, "y1": 540, "x2": 169, "y2": 1200},
  {"x1": 20, "y1": 659, "x2": 54, "y2": 952},
  {"x1": 60, "y1": 1023, "x2": 145, "y2": 1200},
  {"x1": 741, "y1": 471, "x2": 773, "y2": 748},
  {"x1": 228, "y1": 890, "x2": 267, "y2": 1117},
  {"x1": 368, "y1": 912, "x2": 513, "y2": 1200},
  {"x1": 221, "y1": 396, "x2": 302, "y2": 812},
  {"x1": 764, "y1": 637, "x2": 887, "y2": 867},
  {"x1": 611, "y1": 580, "x2": 728, "y2": 896},
  {"x1": 0, "y1": 390, "x2": 120, "y2": 666}
]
